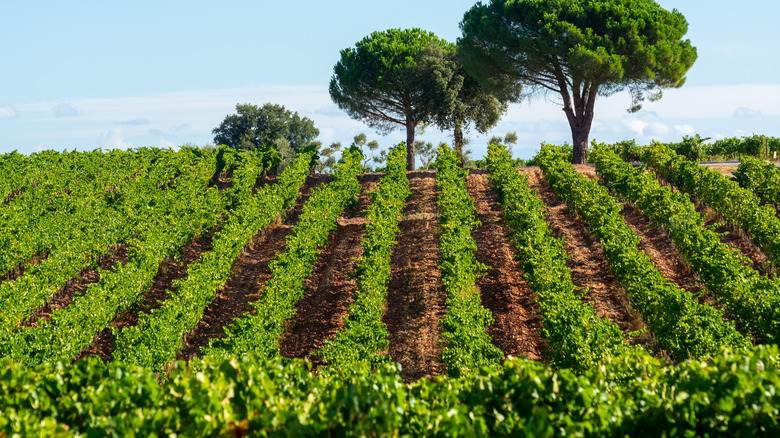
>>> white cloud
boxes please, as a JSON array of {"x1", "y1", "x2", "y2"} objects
[
  {"x1": 623, "y1": 118, "x2": 649, "y2": 136},
  {"x1": 169, "y1": 123, "x2": 190, "y2": 133},
  {"x1": 99, "y1": 127, "x2": 132, "y2": 150},
  {"x1": 636, "y1": 110, "x2": 659, "y2": 120},
  {"x1": 632, "y1": 84, "x2": 780, "y2": 118},
  {"x1": 53, "y1": 102, "x2": 80, "y2": 117},
  {"x1": 733, "y1": 107, "x2": 762, "y2": 118},
  {"x1": 645, "y1": 122, "x2": 671, "y2": 136},
  {"x1": 0, "y1": 105, "x2": 18, "y2": 119},
  {"x1": 159, "y1": 139, "x2": 176, "y2": 148},
  {"x1": 674, "y1": 125, "x2": 697, "y2": 137},
  {"x1": 4, "y1": 83, "x2": 779, "y2": 159}
]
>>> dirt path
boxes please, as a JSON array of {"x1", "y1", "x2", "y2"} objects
[
  {"x1": 617, "y1": 204, "x2": 710, "y2": 296},
  {"x1": 383, "y1": 171, "x2": 447, "y2": 381},
  {"x1": 75, "y1": 231, "x2": 215, "y2": 362},
  {"x1": 576, "y1": 166, "x2": 706, "y2": 303},
  {"x1": 467, "y1": 172, "x2": 547, "y2": 361},
  {"x1": 2, "y1": 253, "x2": 49, "y2": 285},
  {"x1": 279, "y1": 175, "x2": 380, "y2": 363},
  {"x1": 23, "y1": 245, "x2": 129, "y2": 329},
  {"x1": 177, "y1": 175, "x2": 330, "y2": 361},
  {"x1": 695, "y1": 203, "x2": 772, "y2": 274},
  {"x1": 574, "y1": 166, "x2": 708, "y2": 301},
  {"x1": 650, "y1": 170, "x2": 772, "y2": 273},
  {"x1": 524, "y1": 169, "x2": 640, "y2": 335}
]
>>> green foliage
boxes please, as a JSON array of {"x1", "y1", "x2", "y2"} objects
[
  {"x1": 0, "y1": 150, "x2": 229, "y2": 364},
  {"x1": 415, "y1": 140, "x2": 439, "y2": 170},
  {"x1": 733, "y1": 155, "x2": 780, "y2": 207},
  {"x1": 316, "y1": 141, "x2": 342, "y2": 173},
  {"x1": 297, "y1": 143, "x2": 320, "y2": 171},
  {"x1": 435, "y1": 144, "x2": 503, "y2": 377},
  {"x1": 528, "y1": 143, "x2": 573, "y2": 166},
  {"x1": 316, "y1": 143, "x2": 410, "y2": 374},
  {"x1": 592, "y1": 139, "x2": 642, "y2": 162},
  {"x1": 667, "y1": 134, "x2": 712, "y2": 161},
  {"x1": 486, "y1": 143, "x2": 639, "y2": 372},
  {"x1": 537, "y1": 145, "x2": 749, "y2": 360},
  {"x1": 594, "y1": 146, "x2": 780, "y2": 345},
  {"x1": 113, "y1": 152, "x2": 312, "y2": 372},
  {"x1": 643, "y1": 143, "x2": 780, "y2": 266},
  {"x1": 419, "y1": 44, "x2": 509, "y2": 157},
  {"x1": 4, "y1": 346, "x2": 780, "y2": 436},
  {"x1": 459, "y1": 0, "x2": 697, "y2": 163},
  {"x1": 330, "y1": 28, "x2": 454, "y2": 132},
  {"x1": 0, "y1": 148, "x2": 200, "y2": 335},
  {"x1": 212, "y1": 102, "x2": 319, "y2": 151},
  {"x1": 201, "y1": 148, "x2": 363, "y2": 360},
  {"x1": 329, "y1": 28, "x2": 455, "y2": 169},
  {"x1": 708, "y1": 134, "x2": 780, "y2": 160},
  {"x1": 460, "y1": 0, "x2": 696, "y2": 106},
  {"x1": 488, "y1": 133, "x2": 518, "y2": 150},
  {"x1": 352, "y1": 132, "x2": 382, "y2": 171}
]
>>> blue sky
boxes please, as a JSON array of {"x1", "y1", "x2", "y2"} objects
[{"x1": 1, "y1": 0, "x2": 778, "y2": 160}]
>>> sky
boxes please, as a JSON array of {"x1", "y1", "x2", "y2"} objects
[{"x1": 1, "y1": 0, "x2": 779, "y2": 160}]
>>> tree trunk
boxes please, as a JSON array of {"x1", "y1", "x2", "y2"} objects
[
  {"x1": 406, "y1": 118, "x2": 416, "y2": 171},
  {"x1": 554, "y1": 68, "x2": 597, "y2": 165},
  {"x1": 571, "y1": 126, "x2": 590, "y2": 165},
  {"x1": 560, "y1": 86, "x2": 596, "y2": 165},
  {"x1": 453, "y1": 123, "x2": 464, "y2": 168}
]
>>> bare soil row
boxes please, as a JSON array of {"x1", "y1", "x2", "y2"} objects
[{"x1": 14, "y1": 167, "x2": 769, "y2": 377}]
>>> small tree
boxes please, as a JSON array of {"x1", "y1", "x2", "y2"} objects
[
  {"x1": 459, "y1": 0, "x2": 697, "y2": 164},
  {"x1": 416, "y1": 141, "x2": 438, "y2": 170},
  {"x1": 489, "y1": 132, "x2": 518, "y2": 156},
  {"x1": 420, "y1": 44, "x2": 514, "y2": 165},
  {"x1": 316, "y1": 142, "x2": 342, "y2": 173},
  {"x1": 329, "y1": 28, "x2": 455, "y2": 171},
  {"x1": 372, "y1": 149, "x2": 388, "y2": 170},
  {"x1": 212, "y1": 103, "x2": 319, "y2": 152},
  {"x1": 273, "y1": 137, "x2": 294, "y2": 173},
  {"x1": 352, "y1": 133, "x2": 381, "y2": 171}
]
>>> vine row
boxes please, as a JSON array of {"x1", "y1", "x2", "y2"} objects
[
  {"x1": 733, "y1": 155, "x2": 780, "y2": 208},
  {"x1": 537, "y1": 145, "x2": 749, "y2": 360},
  {"x1": 315, "y1": 142, "x2": 410, "y2": 374},
  {"x1": 113, "y1": 152, "x2": 311, "y2": 371},
  {"x1": 435, "y1": 145, "x2": 503, "y2": 377},
  {"x1": 3, "y1": 346, "x2": 779, "y2": 436},
  {"x1": 0, "y1": 151, "x2": 228, "y2": 364},
  {"x1": 485, "y1": 143, "x2": 639, "y2": 371},
  {"x1": 201, "y1": 148, "x2": 363, "y2": 361},
  {"x1": 0, "y1": 149, "x2": 205, "y2": 334},
  {"x1": 594, "y1": 146, "x2": 780, "y2": 344},
  {"x1": 643, "y1": 143, "x2": 780, "y2": 265}
]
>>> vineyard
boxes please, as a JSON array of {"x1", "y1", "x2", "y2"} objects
[{"x1": 2, "y1": 143, "x2": 780, "y2": 436}]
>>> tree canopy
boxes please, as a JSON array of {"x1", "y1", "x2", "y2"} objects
[
  {"x1": 459, "y1": 0, "x2": 697, "y2": 164},
  {"x1": 419, "y1": 44, "x2": 514, "y2": 164},
  {"x1": 329, "y1": 28, "x2": 455, "y2": 170},
  {"x1": 212, "y1": 103, "x2": 319, "y2": 152}
]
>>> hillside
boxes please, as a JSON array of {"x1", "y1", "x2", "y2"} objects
[{"x1": 2, "y1": 145, "x2": 780, "y2": 435}]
